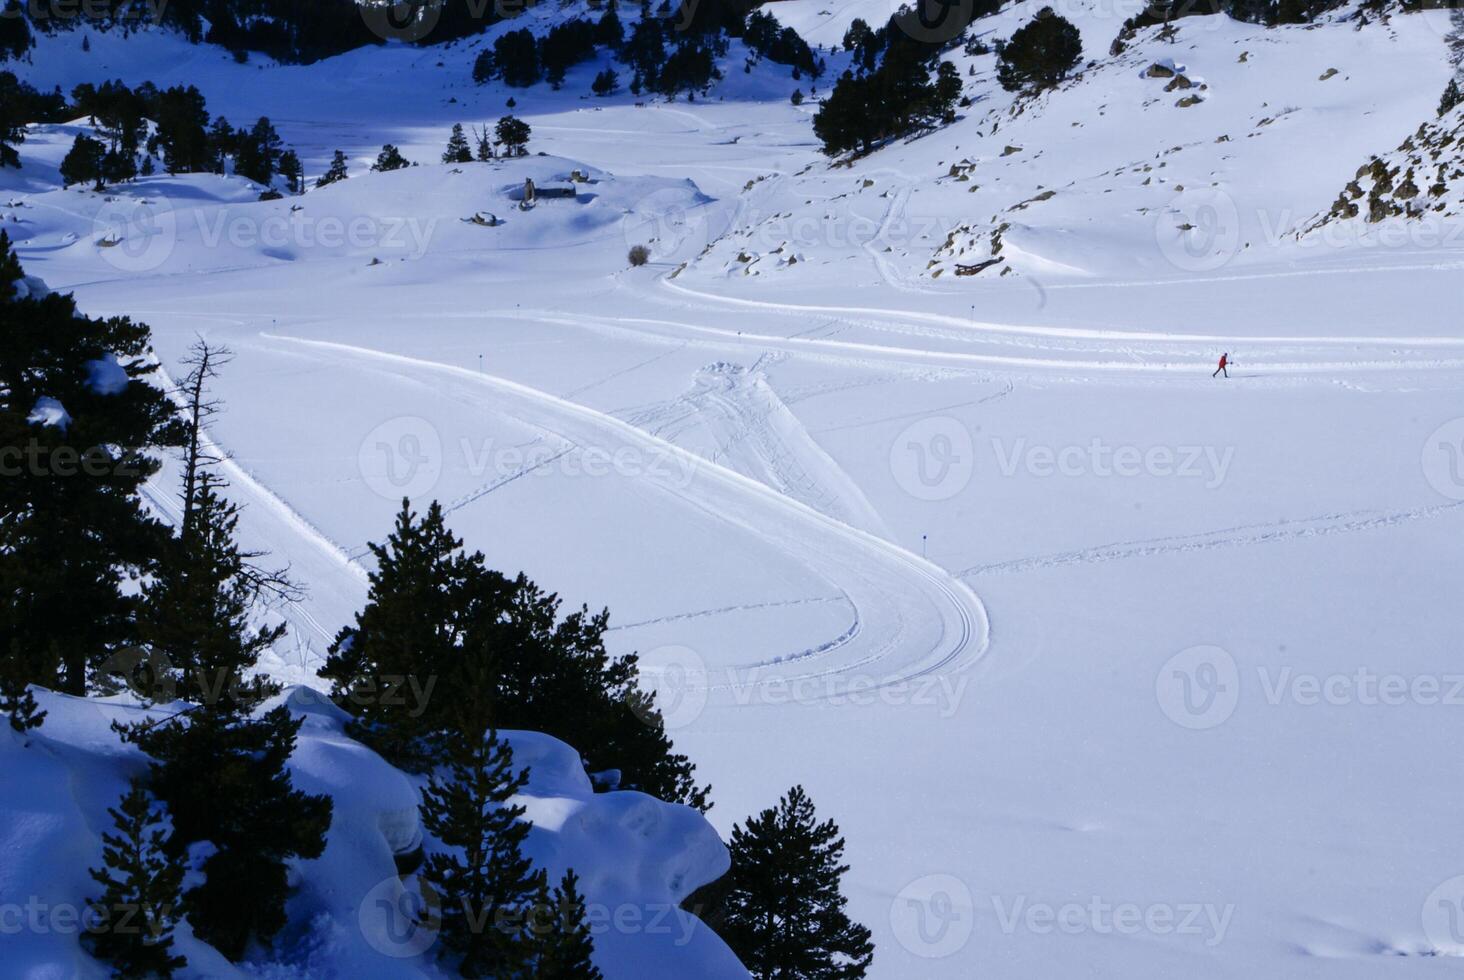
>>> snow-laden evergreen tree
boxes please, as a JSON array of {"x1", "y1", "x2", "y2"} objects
[
  {"x1": 119, "y1": 342, "x2": 330, "y2": 961},
  {"x1": 444, "y1": 123, "x2": 474, "y2": 163},
  {"x1": 419, "y1": 710, "x2": 543, "y2": 978},
  {"x1": 372, "y1": 143, "x2": 411, "y2": 172},
  {"x1": 0, "y1": 232, "x2": 181, "y2": 726},
  {"x1": 316, "y1": 149, "x2": 349, "y2": 187},
  {"x1": 531, "y1": 869, "x2": 604, "y2": 978},
  {"x1": 83, "y1": 779, "x2": 187, "y2": 979},
  {"x1": 721, "y1": 786, "x2": 874, "y2": 979}
]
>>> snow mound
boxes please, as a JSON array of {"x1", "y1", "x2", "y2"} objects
[{"x1": 1, "y1": 688, "x2": 744, "y2": 979}]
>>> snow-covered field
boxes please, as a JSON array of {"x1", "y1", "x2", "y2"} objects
[{"x1": 8, "y1": 1, "x2": 1464, "y2": 975}]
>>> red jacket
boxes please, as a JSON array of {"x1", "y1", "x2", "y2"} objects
[{"x1": 1218, "y1": 354, "x2": 1228, "y2": 369}]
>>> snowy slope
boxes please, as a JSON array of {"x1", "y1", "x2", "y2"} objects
[{"x1": 7, "y1": 1, "x2": 1464, "y2": 977}]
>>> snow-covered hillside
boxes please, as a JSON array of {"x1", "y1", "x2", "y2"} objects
[{"x1": 6, "y1": 0, "x2": 1464, "y2": 976}]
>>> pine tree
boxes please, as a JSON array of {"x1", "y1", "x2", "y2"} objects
[
  {"x1": 118, "y1": 344, "x2": 330, "y2": 961},
  {"x1": 443, "y1": 123, "x2": 473, "y2": 164},
  {"x1": 592, "y1": 69, "x2": 619, "y2": 97},
  {"x1": 372, "y1": 144, "x2": 411, "y2": 172},
  {"x1": 472, "y1": 49, "x2": 496, "y2": 85},
  {"x1": 996, "y1": 7, "x2": 1082, "y2": 93},
  {"x1": 1440, "y1": 78, "x2": 1462, "y2": 118},
  {"x1": 60, "y1": 133, "x2": 106, "y2": 189},
  {"x1": 496, "y1": 115, "x2": 532, "y2": 156},
  {"x1": 83, "y1": 779, "x2": 187, "y2": 979},
  {"x1": 131, "y1": 342, "x2": 291, "y2": 710},
  {"x1": 0, "y1": 232, "x2": 181, "y2": 718},
  {"x1": 531, "y1": 869, "x2": 603, "y2": 978},
  {"x1": 327, "y1": 500, "x2": 709, "y2": 806},
  {"x1": 419, "y1": 719, "x2": 543, "y2": 978},
  {"x1": 474, "y1": 125, "x2": 495, "y2": 162},
  {"x1": 721, "y1": 786, "x2": 874, "y2": 980},
  {"x1": 279, "y1": 149, "x2": 303, "y2": 194},
  {"x1": 316, "y1": 149, "x2": 349, "y2": 187},
  {"x1": 234, "y1": 117, "x2": 283, "y2": 185},
  {"x1": 321, "y1": 499, "x2": 479, "y2": 767},
  {"x1": 131, "y1": 701, "x2": 332, "y2": 960},
  {"x1": 595, "y1": 0, "x2": 623, "y2": 46},
  {"x1": 206, "y1": 116, "x2": 234, "y2": 174}
]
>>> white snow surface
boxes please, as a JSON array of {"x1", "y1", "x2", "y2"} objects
[{"x1": 6, "y1": 1, "x2": 1464, "y2": 976}]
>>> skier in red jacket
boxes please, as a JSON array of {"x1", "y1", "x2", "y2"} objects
[{"x1": 1213, "y1": 352, "x2": 1229, "y2": 378}]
